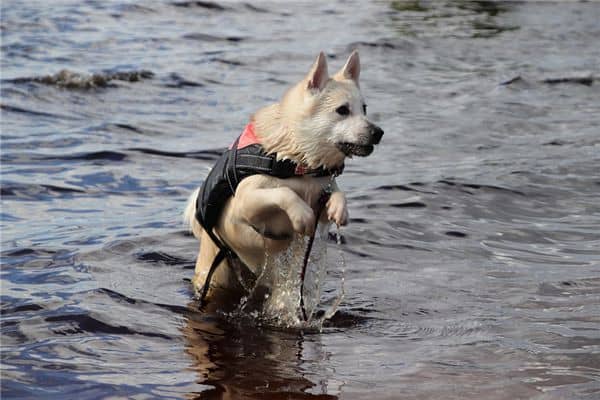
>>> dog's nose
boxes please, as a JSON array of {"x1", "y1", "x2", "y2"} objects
[{"x1": 370, "y1": 124, "x2": 384, "y2": 145}]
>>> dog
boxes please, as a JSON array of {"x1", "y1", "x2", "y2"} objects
[{"x1": 184, "y1": 50, "x2": 383, "y2": 308}]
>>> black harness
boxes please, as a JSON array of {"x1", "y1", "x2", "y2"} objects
[{"x1": 195, "y1": 133, "x2": 343, "y2": 311}]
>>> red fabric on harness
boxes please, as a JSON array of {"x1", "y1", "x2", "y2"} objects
[
  {"x1": 229, "y1": 122, "x2": 314, "y2": 176},
  {"x1": 231, "y1": 122, "x2": 259, "y2": 149}
]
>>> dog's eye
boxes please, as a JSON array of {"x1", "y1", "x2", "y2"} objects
[
  {"x1": 362, "y1": 104, "x2": 367, "y2": 115},
  {"x1": 336, "y1": 104, "x2": 350, "y2": 116}
]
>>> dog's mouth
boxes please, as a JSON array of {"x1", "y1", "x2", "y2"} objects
[{"x1": 336, "y1": 142, "x2": 374, "y2": 157}]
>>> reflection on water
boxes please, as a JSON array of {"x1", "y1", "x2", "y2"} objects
[
  {"x1": 2, "y1": 0, "x2": 600, "y2": 398},
  {"x1": 183, "y1": 311, "x2": 339, "y2": 399}
]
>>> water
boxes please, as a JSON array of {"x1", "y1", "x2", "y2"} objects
[
  {"x1": 2, "y1": 1, "x2": 599, "y2": 398},
  {"x1": 228, "y1": 224, "x2": 337, "y2": 329}
]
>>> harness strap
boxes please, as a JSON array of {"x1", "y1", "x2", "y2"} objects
[
  {"x1": 195, "y1": 208, "x2": 237, "y2": 305},
  {"x1": 235, "y1": 144, "x2": 344, "y2": 180},
  {"x1": 195, "y1": 127, "x2": 344, "y2": 310},
  {"x1": 198, "y1": 248, "x2": 228, "y2": 306},
  {"x1": 236, "y1": 153, "x2": 296, "y2": 176},
  {"x1": 225, "y1": 135, "x2": 241, "y2": 195}
]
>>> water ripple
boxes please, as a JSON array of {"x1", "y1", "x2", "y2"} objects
[{"x1": 2, "y1": 0, "x2": 600, "y2": 398}]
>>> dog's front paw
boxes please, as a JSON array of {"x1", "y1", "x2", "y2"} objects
[
  {"x1": 326, "y1": 191, "x2": 348, "y2": 226},
  {"x1": 288, "y1": 202, "x2": 316, "y2": 236}
]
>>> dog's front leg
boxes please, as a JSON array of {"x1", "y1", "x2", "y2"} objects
[
  {"x1": 233, "y1": 178, "x2": 316, "y2": 237},
  {"x1": 324, "y1": 180, "x2": 348, "y2": 227},
  {"x1": 326, "y1": 191, "x2": 348, "y2": 226}
]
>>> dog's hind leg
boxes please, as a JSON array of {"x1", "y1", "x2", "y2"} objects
[{"x1": 192, "y1": 228, "x2": 232, "y2": 297}]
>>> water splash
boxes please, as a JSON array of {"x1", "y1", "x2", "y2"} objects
[
  {"x1": 230, "y1": 224, "x2": 346, "y2": 330},
  {"x1": 324, "y1": 226, "x2": 346, "y2": 321}
]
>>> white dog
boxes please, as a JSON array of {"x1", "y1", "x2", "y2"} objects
[{"x1": 184, "y1": 51, "x2": 383, "y2": 307}]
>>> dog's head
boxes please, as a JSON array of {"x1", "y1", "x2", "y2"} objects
[{"x1": 277, "y1": 51, "x2": 384, "y2": 169}]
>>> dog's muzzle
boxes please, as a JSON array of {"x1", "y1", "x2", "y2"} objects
[
  {"x1": 370, "y1": 123, "x2": 384, "y2": 145},
  {"x1": 337, "y1": 123, "x2": 384, "y2": 157}
]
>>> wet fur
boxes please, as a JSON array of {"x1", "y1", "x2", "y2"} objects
[{"x1": 184, "y1": 51, "x2": 383, "y2": 303}]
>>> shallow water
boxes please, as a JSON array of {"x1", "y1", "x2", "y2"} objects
[{"x1": 2, "y1": 1, "x2": 600, "y2": 398}]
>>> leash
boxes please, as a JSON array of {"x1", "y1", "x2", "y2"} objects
[{"x1": 299, "y1": 189, "x2": 332, "y2": 322}]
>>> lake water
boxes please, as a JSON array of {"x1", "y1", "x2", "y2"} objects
[{"x1": 2, "y1": 1, "x2": 599, "y2": 399}]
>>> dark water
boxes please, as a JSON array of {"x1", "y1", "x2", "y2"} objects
[{"x1": 2, "y1": 1, "x2": 600, "y2": 398}]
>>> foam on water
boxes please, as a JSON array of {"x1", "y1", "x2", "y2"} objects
[{"x1": 7, "y1": 69, "x2": 154, "y2": 89}]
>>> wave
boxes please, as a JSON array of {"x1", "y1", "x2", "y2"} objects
[
  {"x1": 182, "y1": 33, "x2": 245, "y2": 42},
  {"x1": 2, "y1": 148, "x2": 223, "y2": 165},
  {"x1": 5, "y1": 69, "x2": 154, "y2": 89},
  {"x1": 136, "y1": 250, "x2": 194, "y2": 267},
  {"x1": 163, "y1": 72, "x2": 204, "y2": 88},
  {"x1": 436, "y1": 179, "x2": 526, "y2": 196},
  {"x1": 128, "y1": 147, "x2": 223, "y2": 160},
  {"x1": 0, "y1": 183, "x2": 86, "y2": 199},
  {"x1": 46, "y1": 312, "x2": 172, "y2": 339},
  {"x1": 172, "y1": 1, "x2": 268, "y2": 13},
  {"x1": 1, "y1": 150, "x2": 128, "y2": 164},
  {"x1": 172, "y1": 1, "x2": 229, "y2": 11},
  {"x1": 347, "y1": 38, "x2": 415, "y2": 52},
  {"x1": 0, "y1": 103, "x2": 76, "y2": 119},
  {"x1": 501, "y1": 75, "x2": 595, "y2": 87}
]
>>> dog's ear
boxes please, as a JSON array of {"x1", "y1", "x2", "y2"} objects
[
  {"x1": 306, "y1": 52, "x2": 329, "y2": 92},
  {"x1": 335, "y1": 50, "x2": 360, "y2": 84}
]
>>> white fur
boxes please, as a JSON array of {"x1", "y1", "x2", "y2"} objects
[
  {"x1": 183, "y1": 188, "x2": 202, "y2": 238},
  {"x1": 183, "y1": 51, "x2": 383, "y2": 303}
]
